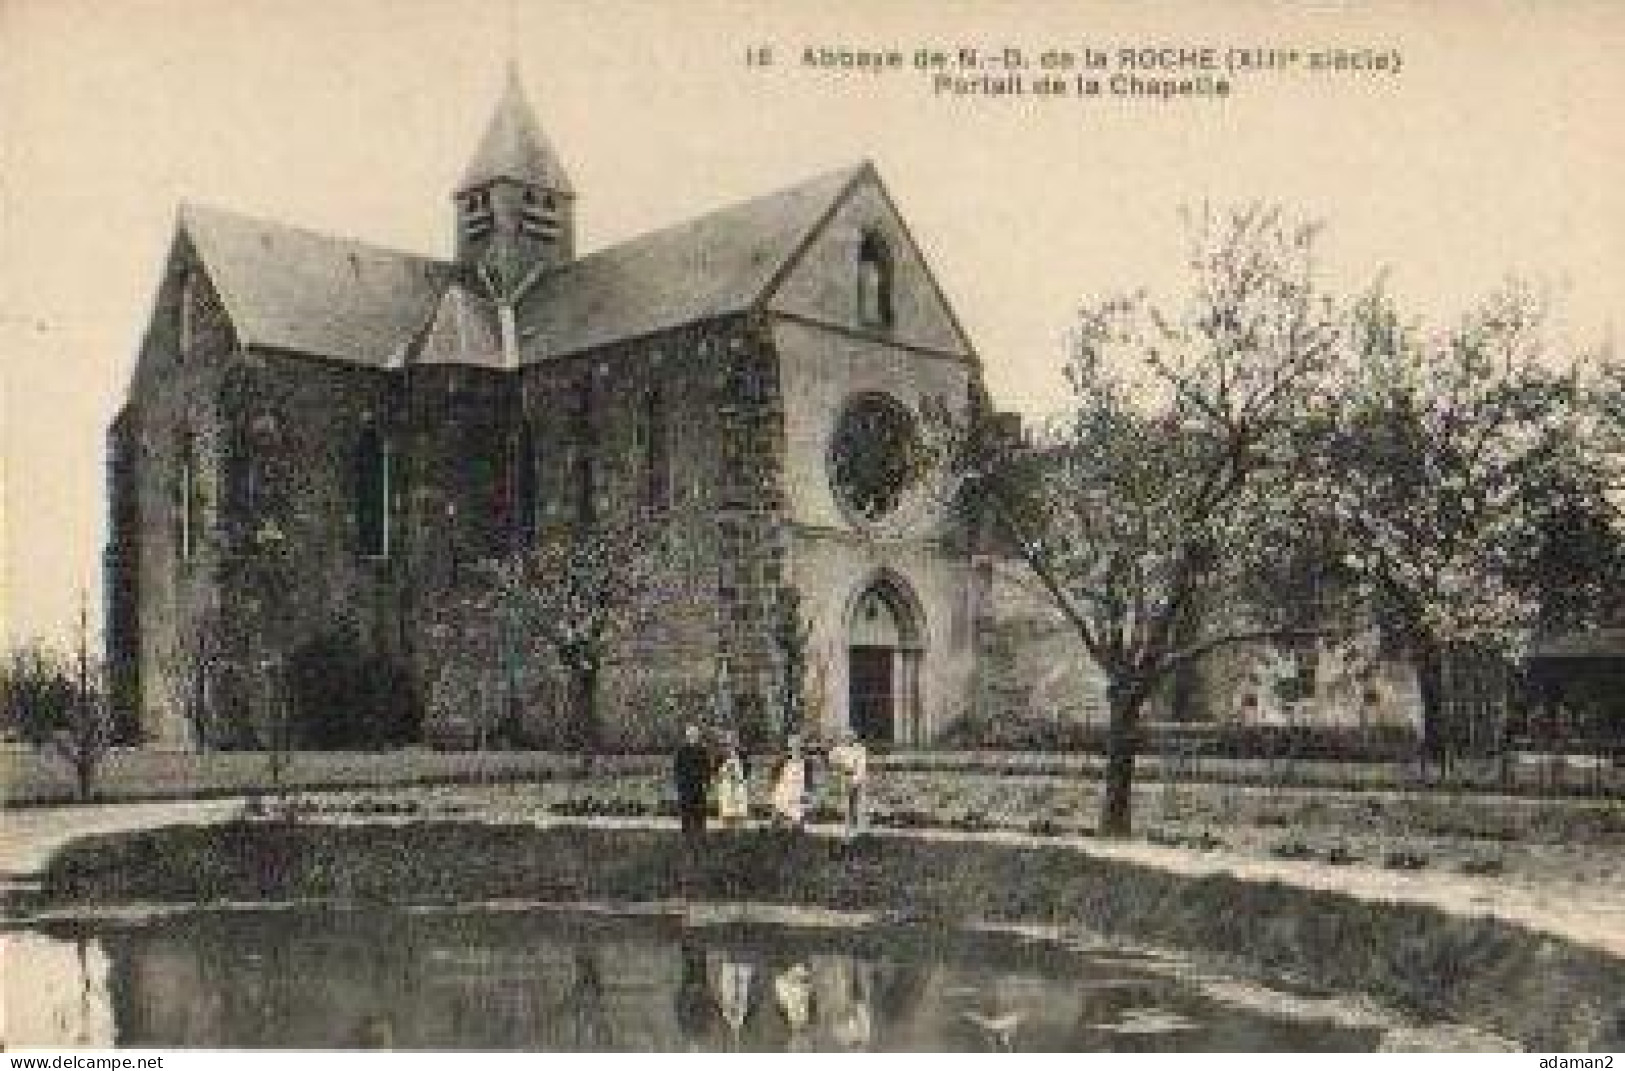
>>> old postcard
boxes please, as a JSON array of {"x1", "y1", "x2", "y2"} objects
[{"x1": 2, "y1": 0, "x2": 1621, "y2": 1057}]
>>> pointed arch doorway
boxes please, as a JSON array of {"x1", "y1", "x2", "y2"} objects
[{"x1": 846, "y1": 575, "x2": 924, "y2": 746}]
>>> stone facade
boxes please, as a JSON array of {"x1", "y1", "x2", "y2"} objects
[
  {"x1": 104, "y1": 76, "x2": 1444, "y2": 755},
  {"x1": 969, "y1": 558, "x2": 1426, "y2": 739},
  {"x1": 106, "y1": 76, "x2": 985, "y2": 751}
]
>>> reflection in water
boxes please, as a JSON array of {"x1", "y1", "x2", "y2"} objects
[
  {"x1": 351, "y1": 1013, "x2": 395, "y2": 1050},
  {"x1": 707, "y1": 949, "x2": 753, "y2": 1048},
  {"x1": 773, "y1": 961, "x2": 813, "y2": 1050},
  {"x1": 960, "y1": 976, "x2": 1026, "y2": 1051},
  {"x1": 5, "y1": 909, "x2": 1387, "y2": 1051},
  {"x1": 825, "y1": 957, "x2": 874, "y2": 1049},
  {"x1": 562, "y1": 946, "x2": 612, "y2": 1050},
  {"x1": 2, "y1": 933, "x2": 115, "y2": 1049},
  {"x1": 673, "y1": 936, "x2": 714, "y2": 1050}
]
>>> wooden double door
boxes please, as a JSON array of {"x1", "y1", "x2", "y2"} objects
[{"x1": 848, "y1": 645, "x2": 921, "y2": 745}]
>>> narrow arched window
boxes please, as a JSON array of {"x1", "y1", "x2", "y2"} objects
[
  {"x1": 857, "y1": 231, "x2": 894, "y2": 329},
  {"x1": 640, "y1": 385, "x2": 670, "y2": 511},
  {"x1": 513, "y1": 421, "x2": 539, "y2": 545},
  {"x1": 224, "y1": 421, "x2": 264, "y2": 545},
  {"x1": 569, "y1": 379, "x2": 596, "y2": 522},
  {"x1": 173, "y1": 432, "x2": 201, "y2": 562},
  {"x1": 355, "y1": 427, "x2": 392, "y2": 559}
]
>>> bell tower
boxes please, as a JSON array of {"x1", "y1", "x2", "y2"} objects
[{"x1": 454, "y1": 67, "x2": 575, "y2": 296}]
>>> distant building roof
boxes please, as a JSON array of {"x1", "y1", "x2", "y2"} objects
[
  {"x1": 179, "y1": 162, "x2": 868, "y2": 367},
  {"x1": 180, "y1": 202, "x2": 451, "y2": 367},
  {"x1": 458, "y1": 67, "x2": 574, "y2": 195}
]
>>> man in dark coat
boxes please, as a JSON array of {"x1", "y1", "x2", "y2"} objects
[{"x1": 674, "y1": 723, "x2": 713, "y2": 839}]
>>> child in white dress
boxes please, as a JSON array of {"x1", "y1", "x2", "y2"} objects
[
  {"x1": 770, "y1": 735, "x2": 807, "y2": 828},
  {"x1": 713, "y1": 733, "x2": 749, "y2": 827}
]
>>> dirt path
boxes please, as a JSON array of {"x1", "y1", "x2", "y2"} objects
[
  {"x1": 0, "y1": 799, "x2": 246, "y2": 880},
  {"x1": 876, "y1": 825, "x2": 1625, "y2": 959}
]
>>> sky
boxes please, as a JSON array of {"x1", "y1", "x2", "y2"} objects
[{"x1": 2, "y1": 0, "x2": 1621, "y2": 646}]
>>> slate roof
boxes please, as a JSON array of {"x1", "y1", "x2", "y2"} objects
[
  {"x1": 459, "y1": 67, "x2": 574, "y2": 195},
  {"x1": 180, "y1": 202, "x2": 451, "y2": 367},
  {"x1": 176, "y1": 162, "x2": 868, "y2": 367},
  {"x1": 516, "y1": 163, "x2": 865, "y2": 359}
]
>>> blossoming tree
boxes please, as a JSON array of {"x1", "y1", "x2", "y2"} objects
[
  {"x1": 954, "y1": 204, "x2": 1343, "y2": 836},
  {"x1": 1308, "y1": 282, "x2": 1609, "y2": 769},
  {"x1": 479, "y1": 516, "x2": 666, "y2": 755}
]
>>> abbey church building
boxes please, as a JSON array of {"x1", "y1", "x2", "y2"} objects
[{"x1": 104, "y1": 73, "x2": 987, "y2": 750}]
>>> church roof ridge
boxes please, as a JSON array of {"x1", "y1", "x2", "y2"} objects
[
  {"x1": 574, "y1": 162, "x2": 867, "y2": 273},
  {"x1": 514, "y1": 161, "x2": 869, "y2": 359},
  {"x1": 179, "y1": 200, "x2": 447, "y2": 269},
  {"x1": 166, "y1": 158, "x2": 874, "y2": 367},
  {"x1": 178, "y1": 200, "x2": 453, "y2": 366}
]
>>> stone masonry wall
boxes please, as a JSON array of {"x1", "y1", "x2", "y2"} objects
[
  {"x1": 211, "y1": 351, "x2": 405, "y2": 745},
  {"x1": 413, "y1": 318, "x2": 768, "y2": 750},
  {"x1": 123, "y1": 238, "x2": 236, "y2": 747},
  {"x1": 710, "y1": 316, "x2": 792, "y2": 748},
  {"x1": 771, "y1": 315, "x2": 979, "y2": 744}
]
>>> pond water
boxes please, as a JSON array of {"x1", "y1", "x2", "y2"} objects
[{"x1": 6, "y1": 906, "x2": 1389, "y2": 1051}]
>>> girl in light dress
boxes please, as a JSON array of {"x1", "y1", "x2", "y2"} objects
[
  {"x1": 712, "y1": 732, "x2": 749, "y2": 827},
  {"x1": 770, "y1": 735, "x2": 807, "y2": 829}
]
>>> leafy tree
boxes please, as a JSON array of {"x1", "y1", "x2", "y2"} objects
[
  {"x1": 424, "y1": 611, "x2": 513, "y2": 749},
  {"x1": 62, "y1": 611, "x2": 114, "y2": 801},
  {"x1": 4, "y1": 603, "x2": 114, "y2": 800},
  {"x1": 479, "y1": 515, "x2": 665, "y2": 755},
  {"x1": 1593, "y1": 348, "x2": 1625, "y2": 491},
  {"x1": 1505, "y1": 433, "x2": 1625, "y2": 637},
  {"x1": 1308, "y1": 281, "x2": 1607, "y2": 768},
  {"x1": 2, "y1": 643, "x2": 78, "y2": 744},
  {"x1": 944, "y1": 205, "x2": 1343, "y2": 837}
]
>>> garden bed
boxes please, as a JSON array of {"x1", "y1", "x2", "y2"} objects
[
  {"x1": 0, "y1": 747, "x2": 662, "y2": 807},
  {"x1": 6, "y1": 746, "x2": 1620, "y2": 807},
  {"x1": 209, "y1": 768, "x2": 1625, "y2": 891}
]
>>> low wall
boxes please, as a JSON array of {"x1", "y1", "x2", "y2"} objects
[{"x1": 24, "y1": 821, "x2": 1623, "y2": 1052}]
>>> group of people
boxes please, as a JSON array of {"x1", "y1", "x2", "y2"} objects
[{"x1": 673, "y1": 724, "x2": 870, "y2": 838}]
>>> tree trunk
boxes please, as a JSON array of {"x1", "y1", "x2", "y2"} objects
[
  {"x1": 74, "y1": 753, "x2": 95, "y2": 802},
  {"x1": 1414, "y1": 639, "x2": 1447, "y2": 780},
  {"x1": 190, "y1": 671, "x2": 210, "y2": 753},
  {"x1": 1099, "y1": 689, "x2": 1142, "y2": 838},
  {"x1": 268, "y1": 725, "x2": 288, "y2": 798},
  {"x1": 572, "y1": 664, "x2": 600, "y2": 755}
]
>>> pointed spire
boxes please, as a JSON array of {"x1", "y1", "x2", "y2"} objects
[{"x1": 458, "y1": 66, "x2": 573, "y2": 194}]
